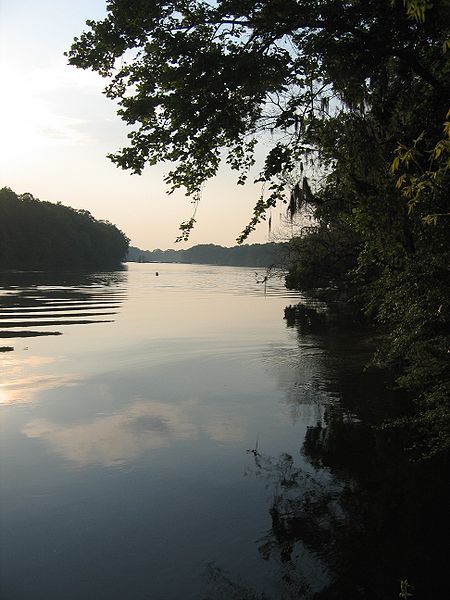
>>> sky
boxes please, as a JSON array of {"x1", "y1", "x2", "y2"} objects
[{"x1": 0, "y1": 0, "x2": 287, "y2": 250}]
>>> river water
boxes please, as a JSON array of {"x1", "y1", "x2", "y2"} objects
[{"x1": 0, "y1": 263, "x2": 448, "y2": 599}]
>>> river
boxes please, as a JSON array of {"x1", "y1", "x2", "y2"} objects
[{"x1": 0, "y1": 263, "x2": 447, "y2": 599}]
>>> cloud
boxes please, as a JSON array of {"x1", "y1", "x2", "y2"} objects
[
  {"x1": 29, "y1": 60, "x2": 105, "y2": 94},
  {"x1": 0, "y1": 59, "x2": 109, "y2": 153}
]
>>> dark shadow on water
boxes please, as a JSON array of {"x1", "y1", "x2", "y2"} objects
[
  {"x1": 206, "y1": 301, "x2": 450, "y2": 600},
  {"x1": 244, "y1": 416, "x2": 450, "y2": 599},
  {"x1": 0, "y1": 269, "x2": 127, "y2": 339}
]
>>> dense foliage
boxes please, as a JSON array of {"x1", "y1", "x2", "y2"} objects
[
  {"x1": 0, "y1": 188, "x2": 129, "y2": 270},
  {"x1": 68, "y1": 0, "x2": 449, "y2": 455},
  {"x1": 128, "y1": 242, "x2": 286, "y2": 267}
]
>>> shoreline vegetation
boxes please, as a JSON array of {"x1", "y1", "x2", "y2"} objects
[
  {"x1": 127, "y1": 242, "x2": 287, "y2": 268},
  {"x1": 0, "y1": 188, "x2": 129, "y2": 271}
]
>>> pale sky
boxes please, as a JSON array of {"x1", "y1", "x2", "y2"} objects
[{"x1": 0, "y1": 0, "x2": 287, "y2": 250}]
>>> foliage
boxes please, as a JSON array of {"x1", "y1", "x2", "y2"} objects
[
  {"x1": 391, "y1": 107, "x2": 450, "y2": 223},
  {"x1": 285, "y1": 224, "x2": 360, "y2": 291},
  {"x1": 67, "y1": 0, "x2": 448, "y2": 238},
  {"x1": 370, "y1": 250, "x2": 450, "y2": 457},
  {"x1": 0, "y1": 188, "x2": 129, "y2": 270},
  {"x1": 399, "y1": 579, "x2": 414, "y2": 599}
]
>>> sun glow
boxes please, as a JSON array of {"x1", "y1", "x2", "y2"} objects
[
  {"x1": 0, "y1": 387, "x2": 8, "y2": 405},
  {"x1": 0, "y1": 62, "x2": 103, "y2": 165}
]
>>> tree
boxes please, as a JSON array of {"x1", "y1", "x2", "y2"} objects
[
  {"x1": 67, "y1": 0, "x2": 449, "y2": 237},
  {"x1": 68, "y1": 1, "x2": 449, "y2": 455}
]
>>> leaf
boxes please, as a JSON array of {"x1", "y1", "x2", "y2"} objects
[
  {"x1": 396, "y1": 174, "x2": 407, "y2": 188},
  {"x1": 390, "y1": 157, "x2": 400, "y2": 174}
]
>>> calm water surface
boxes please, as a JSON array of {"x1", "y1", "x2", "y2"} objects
[
  {"x1": 1, "y1": 263, "x2": 447, "y2": 599},
  {"x1": 0, "y1": 264, "x2": 320, "y2": 599}
]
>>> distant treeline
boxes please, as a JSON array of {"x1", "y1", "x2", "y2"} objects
[
  {"x1": 127, "y1": 242, "x2": 287, "y2": 267},
  {"x1": 0, "y1": 188, "x2": 129, "y2": 270}
]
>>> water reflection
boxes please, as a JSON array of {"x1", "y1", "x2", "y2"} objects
[
  {"x1": 2, "y1": 264, "x2": 307, "y2": 600},
  {"x1": 22, "y1": 399, "x2": 199, "y2": 467},
  {"x1": 1, "y1": 373, "x2": 80, "y2": 406},
  {"x1": 20, "y1": 391, "x2": 251, "y2": 468},
  {"x1": 6, "y1": 266, "x2": 444, "y2": 599},
  {"x1": 242, "y1": 411, "x2": 450, "y2": 599},
  {"x1": 232, "y1": 302, "x2": 450, "y2": 599},
  {"x1": 0, "y1": 270, "x2": 126, "y2": 342},
  {"x1": 0, "y1": 270, "x2": 127, "y2": 406}
]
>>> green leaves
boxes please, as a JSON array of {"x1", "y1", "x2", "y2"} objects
[
  {"x1": 175, "y1": 217, "x2": 197, "y2": 243},
  {"x1": 391, "y1": 115, "x2": 450, "y2": 223},
  {"x1": 400, "y1": 0, "x2": 433, "y2": 22}
]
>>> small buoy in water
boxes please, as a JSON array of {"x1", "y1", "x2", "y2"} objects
[{"x1": 155, "y1": 272, "x2": 159, "y2": 276}]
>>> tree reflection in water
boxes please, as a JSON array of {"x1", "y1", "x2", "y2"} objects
[
  {"x1": 0, "y1": 269, "x2": 127, "y2": 341},
  {"x1": 206, "y1": 302, "x2": 449, "y2": 600},
  {"x1": 247, "y1": 406, "x2": 449, "y2": 599}
]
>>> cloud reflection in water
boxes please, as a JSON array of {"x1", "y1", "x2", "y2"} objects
[
  {"x1": 22, "y1": 399, "x2": 200, "y2": 468},
  {"x1": 20, "y1": 389, "x2": 252, "y2": 467}
]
